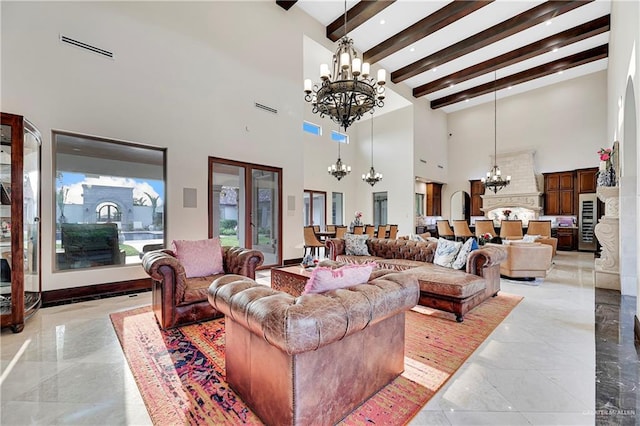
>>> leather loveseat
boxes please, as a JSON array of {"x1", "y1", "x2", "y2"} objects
[
  {"x1": 208, "y1": 271, "x2": 419, "y2": 426},
  {"x1": 326, "y1": 237, "x2": 507, "y2": 322},
  {"x1": 142, "y1": 246, "x2": 264, "y2": 329}
]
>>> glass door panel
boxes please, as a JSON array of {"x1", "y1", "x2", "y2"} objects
[
  {"x1": 303, "y1": 190, "x2": 327, "y2": 229},
  {"x1": 23, "y1": 123, "x2": 40, "y2": 312},
  {"x1": 251, "y1": 169, "x2": 279, "y2": 266},
  {"x1": 209, "y1": 158, "x2": 281, "y2": 268}
]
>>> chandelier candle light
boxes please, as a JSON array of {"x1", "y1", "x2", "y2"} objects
[
  {"x1": 481, "y1": 71, "x2": 511, "y2": 194},
  {"x1": 304, "y1": 0, "x2": 386, "y2": 131},
  {"x1": 362, "y1": 116, "x2": 382, "y2": 186},
  {"x1": 328, "y1": 137, "x2": 351, "y2": 181}
]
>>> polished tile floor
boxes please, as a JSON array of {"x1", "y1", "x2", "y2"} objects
[{"x1": 0, "y1": 252, "x2": 636, "y2": 425}]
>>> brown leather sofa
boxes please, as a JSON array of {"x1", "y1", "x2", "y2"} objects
[
  {"x1": 326, "y1": 237, "x2": 507, "y2": 322},
  {"x1": 142, "y1": 246, "x2": 264, "y2": 329},
  {"x1": 208, "y1": 272, "x2": 419, "y2": 426}
]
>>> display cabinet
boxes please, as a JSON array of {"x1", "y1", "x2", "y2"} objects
[{"x1": 1, "y1": 113, "x2": 41, "y2": 333}]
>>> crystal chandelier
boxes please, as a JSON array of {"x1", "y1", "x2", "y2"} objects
[
  {"x1": 362, "y1": 116, "x2": 382, "y2": 186},
  {"x1": 481, "y1": 72, "x2": 511, "y2": 194},
  {"x1": 328, "y1": 138, "x2": 351, "y2": 181},
  {"x1": 303, "y1": 1, "x2": 386, "y2": 131}
]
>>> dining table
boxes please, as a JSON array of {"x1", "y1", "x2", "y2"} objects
[{"x1": 315, "y1": 231, "x2": 336, "y2": 242}]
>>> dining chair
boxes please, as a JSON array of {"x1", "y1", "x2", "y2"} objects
[
  {"x1": 388, "y1": 224, "x2": 398, "y2": 239},
  {"x1": 500, "y1": 220, "x2": 524, "y2": 240},
  {"x1": 334, "y1": 226, "x2": 347, "y2": 239},
  {"x1": 436, "y1": 220, "x2": 455, "y2": 240},
  {"x1": 474, "y1": 220, "x2": 497, "y2": 238},
  {"x1": 312, "y1": 225, "x2": 320, "y2": 233},
  {"x1": 326, "y1": 224, "x2": 336, "y2": 233},
  {"x1": 452, "y1": 220, "x2": 474, "y2": 242},
  {"x1": 303, "y1": 226, "x2": 325, "y2": 257},
  {"x1": 526, "y1": 220, "x2": 552, "y2": 237},
  {"x1": 352, "y1": 225, "x2": 364, "y2": 235},
  {"x1": 376, "y1": 225, "x2": 387, "y2": 239},
  {"x1": 364, "y1": 225, "x2": 375, "y2": 238}
]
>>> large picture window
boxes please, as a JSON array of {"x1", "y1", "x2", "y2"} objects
[{"x1": 53, "y1": 132, "x2": 166, "y2": 271}]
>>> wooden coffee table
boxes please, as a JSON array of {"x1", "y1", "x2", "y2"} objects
[{"x1": 271, "y1": 265, "x2": 313, "y2": 297}]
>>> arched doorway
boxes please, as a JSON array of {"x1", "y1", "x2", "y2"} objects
[{"x1": 620, "y1": 77, "x2": 637, "y2": 297}]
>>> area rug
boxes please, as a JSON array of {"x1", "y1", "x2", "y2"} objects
[{"x1": 111, "y1": 293, "x2": 522, "y2": 425}]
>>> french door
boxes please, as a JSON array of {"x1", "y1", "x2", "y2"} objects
[
  {"x1": 303, "y1": 190, "x2": 326, "y2": 229},
  {"x1": 209, "y1": 157, "x2": 282, "y2": 268}
]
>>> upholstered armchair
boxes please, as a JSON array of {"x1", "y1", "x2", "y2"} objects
[
  {"x1": 526, "y1": 220, "x2": 558, "y2": 256},
  {"x1": 142, "y1": 246, "x2": 264, "y2": 329}
]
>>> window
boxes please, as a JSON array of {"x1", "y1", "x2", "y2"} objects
[
  {"x1": 332, "y1": 192, "x2": 344, "y2": 225},
  {"x1": 53, "y1": 131, "x2": 166, "y2": 271},
  {"x1": 303, "y1": 121, "x2": 322, "y2": 136},
  {"x1": 303, "y1": 190, "x2": 326, "y2": 229},
  {"x1": 331, "y1": 130, "x2": 349, "y2": 144},
  {"x1": 373, "y1": 192, "x2": 388, "y2": 226}
]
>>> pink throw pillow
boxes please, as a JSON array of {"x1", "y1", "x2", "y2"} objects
[
  {"x1": 171, "y1": 238, "x2": 224, "y2": 278},
  {"x1": 303, "y1": 263, "x2": 375, "y2": 295}
]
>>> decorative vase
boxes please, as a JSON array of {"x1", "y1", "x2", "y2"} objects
[{"x1": 597, "y1": 166, "x2": 616, "y2": 187}]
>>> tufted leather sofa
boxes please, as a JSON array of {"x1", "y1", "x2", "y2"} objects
[
  {"x1": 326, "y1": 237, "x2": 507, "y2": 322},
  {"x1": 208, "y1": 271, "x2": 419, "y2": 426},
  {"x1": 142, "y1": 246, "x2": 264, "y2": 329}
]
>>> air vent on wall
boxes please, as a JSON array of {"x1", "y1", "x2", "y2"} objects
[
  {"x1": 255, "y1": 102, "x2": 278, "y2": 114},
  {"x1": 59, "y1": 35, "x2": 114, "y2": 59}
]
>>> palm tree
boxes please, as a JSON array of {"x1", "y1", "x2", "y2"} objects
[{"x1": 144, "y1": 192, "x2": 160, "y2": 227}]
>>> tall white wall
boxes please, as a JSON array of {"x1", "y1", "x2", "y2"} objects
[
  {"x1": 0, "y1": 1, "x2": 316, "y2": 290},
  {"x1": 607, "y1": 0, "x2": 639, "y2": 303},
  {"x1": 444, "y1": 71, "x2": 607, "y2": 219}
]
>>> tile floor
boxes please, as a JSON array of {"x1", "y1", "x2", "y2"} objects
[{"x1": 0, "y1": 252, "x2": 636, "y2": 425}]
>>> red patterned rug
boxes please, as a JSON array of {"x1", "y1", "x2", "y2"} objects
[{"x1": 110, "y1": 293, "x2": 522, "y2": 425}]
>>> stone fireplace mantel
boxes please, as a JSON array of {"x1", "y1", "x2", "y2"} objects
[{"x1": 481, "y1": 192, "x2": 544, "y2": 213}]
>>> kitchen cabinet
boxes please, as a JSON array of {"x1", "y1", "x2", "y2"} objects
[
  {"x1": 426, "y1": 183, "x2": 442, "y2": 216},
  {"x1": 577, "y1": 167, "x2": 598, "y2": 193},
  {"x1": 544, "y1": 171, "x2": 575, "y2": 215},
  {"x1": 554, "y1": 227, "x2": 577, "y2": 251},
  {"x1": 469, "y1": 179, "x2": 485, "y2": 216},
  {"x1": 0, "y1": 112, "x2": 41, "y2": 333}
]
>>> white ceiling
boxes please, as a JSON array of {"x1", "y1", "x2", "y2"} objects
[{"x1": 295, "y1": 0, "x2": 611, "y2": 113}]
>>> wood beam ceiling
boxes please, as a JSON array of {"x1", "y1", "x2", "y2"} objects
[
  {"x1": 414, "y1": 14, "x2": 610, "y2": 98},
  {"x1": 363, "y1": 1, "x2": 493, "y2": 64},
  {"x1": 276, "y1": 1, "x2": 297, "y2": 11},
  {"x1": 326, "y1": 1, "x2": 396, "y2": 42},
  {"x1": 391, "y1": 0, "x2": 593, "y2": 84},
  {"x1": 430, "y1": 44, "x2": 608, "y2": 109}
]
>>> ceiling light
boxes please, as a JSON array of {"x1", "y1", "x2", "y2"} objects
[
  {"x1": 328, "y1": 137, "x2": 351, "y2": 181},
  {"x1": 379, "y1": 19, "x2": 385, "y2": 25},
  {"x1": 481, "y1": 71, "x2": 511, "y2": 194},
  {"x1": 558, "y1": 70, "x2": 564, "y2": 75},
  {"x1": 552, "y1": 47, "x2": 559, "y2": 52},
  {"x1": 362, "y1": 115, "x2": 382, "y2": 186},
  {"x1": 546, "y1": 20, "x2": 552, "y2": 26},
  {"x1": 303, "y1": 0, "x2": 385, "y2": 131},
  {"x1": 432, "y1": 68, "x2": 437, "y2": 72},
  {"x1": 410, "y1": 47, "x2": 415, "y2": 52}
]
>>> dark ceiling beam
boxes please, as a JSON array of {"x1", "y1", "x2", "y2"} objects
[
  {"x1": 276, "y1": 1, "x2": 297, "y2": 11},
  {"x1": 392, "y1": 0, "x2": 592, "y2": 84},
  {"x1": 414, "y1": 14, "x2": 610, "y2": 98},
  {"x1": 364, "y1": 1, "x2": 493, "y2": 64},
  {"x1": 430, "y1": 44, "x2": 608, "y2": 109},
  {"x1": 327, "y1": 1, "x2": 396, "y2": 42}
]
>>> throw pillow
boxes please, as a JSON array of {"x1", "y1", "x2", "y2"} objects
[
  {"x1": 344, "y1": 234, "x2": 370, "y2": 256},
  {"x1": 409, "y1": 233, "x2": 426, "y2": 242},
  {"x1": 433, "y1": 238, "x2": 462, "y2": 268},
  {"x1": 171, "y1": 238, "x2": 224, "y2": 278},
  {"x1": 523, "y1": 234, "x2": 541, "y2": 243},
  {"x1": 303, "y1": 262, "x2": 375, "y2": 294},
  {"x1": 452, "y1": 237, "x2": 475, "y2": 270}
]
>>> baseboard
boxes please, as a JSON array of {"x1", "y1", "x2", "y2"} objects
[
  {"x1": 42, "y1": 278, "x2": 152, "y2": 307},
  {"x1": 635, "y1": 315, "x2": 640, "y2": 343}
]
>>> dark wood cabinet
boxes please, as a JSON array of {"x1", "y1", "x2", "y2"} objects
[
  {"x1": 544, "y1": 171, "x2": 575, "y2": 215},
  {"x1": 469, "y1": 179, "x2": 485, "y2": 216},
  {"x1": 426, "y1": 183, "x2": 442, "y2": 216},
  {"x1": 577, "y1": 167, "x2": 598, "y2": 193},
  {"x1": 554, "y1": 227, "x2": 577, "y2": 251}
]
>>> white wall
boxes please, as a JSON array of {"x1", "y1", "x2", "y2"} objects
[
  {"x1": 607, "y1": 0, "x2": 639, "y2": 304},
  {"x1": 1, "y1": 1, "x2": 317, "y2": 290},
  {"x1": 444, "y1": 71, "x2": 608, "y2": 219}
]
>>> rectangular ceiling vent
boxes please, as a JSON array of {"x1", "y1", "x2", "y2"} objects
[
  {"x1": 255, "y1": 102, "x2": 278, "y2": 114},
  {"x1": 60, "y1": 35, "x2": 114, "y2": 59}
]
